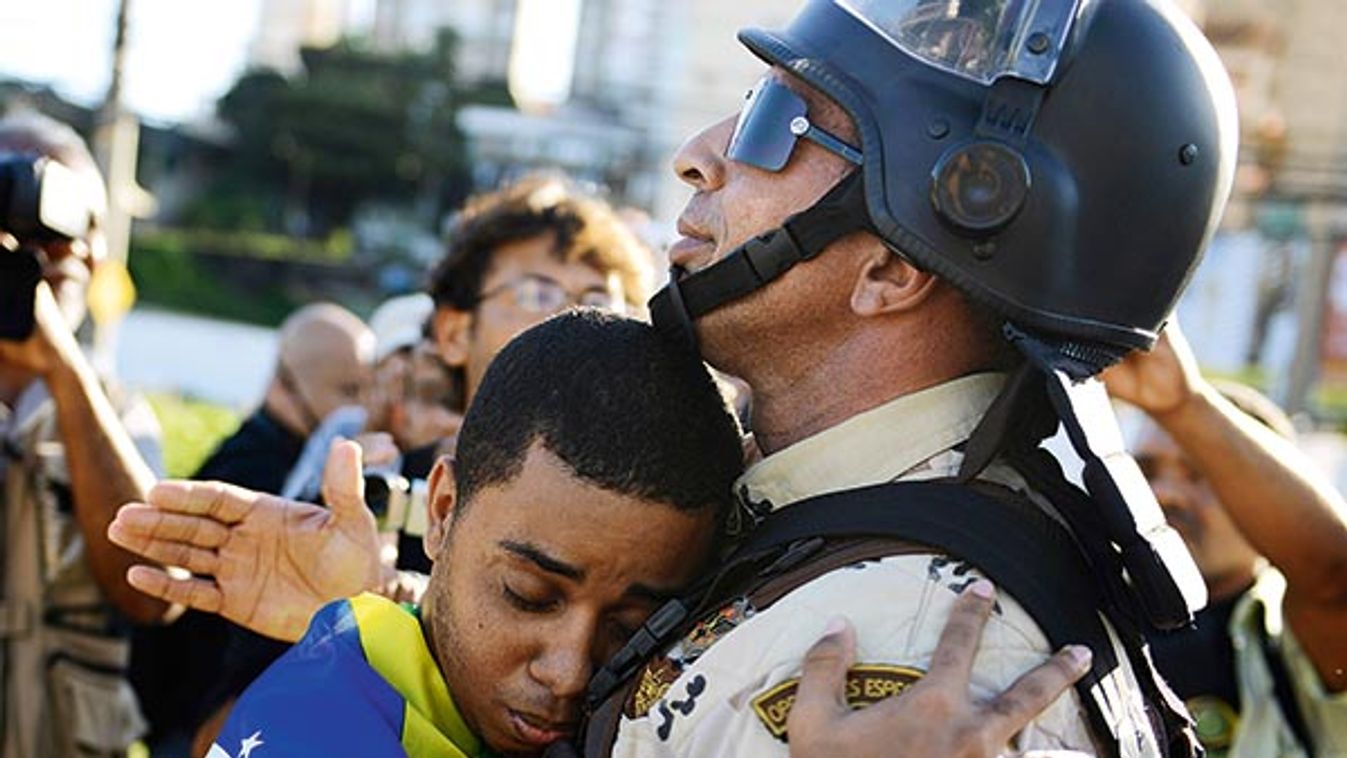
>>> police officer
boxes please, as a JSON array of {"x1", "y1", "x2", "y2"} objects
[{"x1": 593, "y1": 0, "x2": 1237, "y2": 755}]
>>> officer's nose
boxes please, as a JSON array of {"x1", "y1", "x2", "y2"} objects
[
  {"x1": 528, "y1": 617, "x2": 595, "y2": 701},
  {"x1": 672, "y1": 116, "x2": 734, "y2": 192}
]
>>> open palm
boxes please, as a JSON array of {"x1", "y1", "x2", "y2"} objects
[{"x1": 108, "y1": 441, "x2": 383, "y2": 642}]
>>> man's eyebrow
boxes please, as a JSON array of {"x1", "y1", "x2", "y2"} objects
[{"x1": 499, "y1": 540, "x2": 584, "y2": 581}]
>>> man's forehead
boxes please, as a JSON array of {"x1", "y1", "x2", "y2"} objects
[{"x1": 489, "y1": 232, "x2": 606, "y2": 279}]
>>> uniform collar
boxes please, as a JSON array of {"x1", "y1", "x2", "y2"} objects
[{"x1": 736, "y1": 372, "x2": 1006, "y2": 513}]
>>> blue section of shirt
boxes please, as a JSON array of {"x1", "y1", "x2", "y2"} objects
[{"x1": 213, "y1": 600, "x2": 409, "y2": 757}]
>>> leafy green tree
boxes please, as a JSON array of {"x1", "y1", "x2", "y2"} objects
[{"x1": 206, "y1": 29, "x2": 468, "y2": 234}]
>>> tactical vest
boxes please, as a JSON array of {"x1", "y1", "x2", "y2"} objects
[
  {"x1": 2, "y1": 392, "x2": 146, "y2": 757},
  {"x1": 561, "y1": 452, "x2": 1200, "y2": 758}
]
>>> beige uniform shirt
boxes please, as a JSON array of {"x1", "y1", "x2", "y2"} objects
[
  {"x1": 611, "y1": 374, "x2": 1159, "y2": 757},
  {"x1": 1222, "y1": 568, "x2": 1347, "y2": 757}
]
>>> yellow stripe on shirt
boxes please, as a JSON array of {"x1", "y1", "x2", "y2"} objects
[{"x1": 349, "y1": 593, "x2": 488, "y2": 758}]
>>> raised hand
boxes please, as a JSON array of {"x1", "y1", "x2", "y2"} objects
[
  {"x1": 0, "y1": 279, "x2": 79, "y2": 377},
  {"x1": 108, "y1": 440, "x2": 384, "y2": 642},
  {"x1": 1100, "y1": 322, "x2": 1204, "y2": 418},
  {"x1": 787, "y1": 581, "x2": 1092, "y2": 758}
]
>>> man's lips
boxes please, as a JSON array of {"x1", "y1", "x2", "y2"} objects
[
  {"x1": 667, "y1": 236, "x2": 715, "y2": 269},
  {"x1": 669, "y1": 220, "x2": 715, "y2": 269},
  {"x1": 507, "y1": 708, "x2": 575, "y2": 747}
]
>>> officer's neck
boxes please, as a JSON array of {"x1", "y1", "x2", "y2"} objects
[{"x1": 748, "y1": 329, "x2": 975, "y2": 456}]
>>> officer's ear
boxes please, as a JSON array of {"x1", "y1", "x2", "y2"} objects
[
  {"x1": 423, "y1": 455, "x2": 460, "y2": 561},
  {"x1": 431, "y1": 307, "x2": 472, "y2": 368},
  {"x1": 849, "y1": 240, "x2": 940, "y2": 317}
]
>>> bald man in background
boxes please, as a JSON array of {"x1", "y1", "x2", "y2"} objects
[{"x1": 131, "y1": 302, "x2": 373, "y2": 756}]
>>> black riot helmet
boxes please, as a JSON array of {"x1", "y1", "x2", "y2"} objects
[{"x1": 651, "y1": 0, "x2": 1238, "y2": 368}]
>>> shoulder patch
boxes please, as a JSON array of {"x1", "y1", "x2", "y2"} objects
[
  {"x1": 751, "y1": 664, "x2": 925, "y2": 741},
  {"x1": 625, "y1": 597, "x2": 754, "y2": 719}
]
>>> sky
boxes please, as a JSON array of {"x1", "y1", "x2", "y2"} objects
[{"x1": 0, "y1": 0, "x2": 264, "y2": 124}]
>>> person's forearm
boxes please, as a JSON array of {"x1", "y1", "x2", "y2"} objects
[
  {"x1": 1159, "y1": 384, "x2": 1347, "y2": 599},
  {"x1": 44, "y1": 351, "x2": 170, "y2": 623},
  {"x1": 1160, "y1": 382, "x2": 1347, "y2": 690}
]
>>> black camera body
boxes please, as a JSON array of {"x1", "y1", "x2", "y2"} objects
[
  {"x1": 0, "y1": 152, "x2": 99, "y2": 341},
  {"x1": 362, "y1": 470, "x2": 430, "y2": 536}
]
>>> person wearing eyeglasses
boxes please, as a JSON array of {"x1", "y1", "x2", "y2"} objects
[
  {"x1": 381, "y1": 174, "x2": 654, "y2": 572},
  {"x1": 425, "y1": 174, "x2": 652, "y2": 414}
]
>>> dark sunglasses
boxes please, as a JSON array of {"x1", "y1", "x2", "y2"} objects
[{"x1": 726, "y1": 77, "x2": 863, "y2": 171}]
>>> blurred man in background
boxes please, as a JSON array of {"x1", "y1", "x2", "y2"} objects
[
  {"x1": 249, "y1": 302, "x2": 374, "y2": 493},
  {"x1": 424, "y1": 174, "x2": 650, "y2": 413},
  {"x1": 363, "y1": 292, "x2": 459, "y2": 452},
  {"x1": 384, "y1": 173, "x2": 653, "y2": 572},
  {"x1": 1104, "y1": 326, "x2": 1347, "y2": 757},
  {"x1": 131, "y1": 301, "x2": 372, "y2": 756},
  {"x1": 0, "y1": 111, "x2": 168, "y2": 757}
]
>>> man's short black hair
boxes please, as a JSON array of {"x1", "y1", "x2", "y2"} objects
[{"x1": 453, "y1": 310, "x2": 743, "y2": 522}]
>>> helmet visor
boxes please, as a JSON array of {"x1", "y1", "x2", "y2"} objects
[
  {"x1": 727, "y1": 77, "x2": 863, "y2": 171},
  {"x1": 833, "y1": 0, "x2": 1080, "y2": 85}
]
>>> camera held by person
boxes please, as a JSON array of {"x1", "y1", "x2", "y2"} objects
[{"x1": 0, "y1": 151, "x2": 103, "y2": 341}]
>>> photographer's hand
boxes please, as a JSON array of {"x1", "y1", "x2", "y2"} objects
[
  {"x1": 0, "y1": 279, "x2": 78, "y2": 376},
  {"x1": 108, "y1": 440, "x2": 385, "y2": 642}
]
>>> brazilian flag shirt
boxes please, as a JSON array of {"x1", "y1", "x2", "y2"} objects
[{"x1": 208, "y1": 594, "x2": 490, "y2": 758}]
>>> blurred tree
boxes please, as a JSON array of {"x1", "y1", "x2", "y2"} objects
[{"x1": 201, "y1": 28, "x2": 469, "y2": 235}]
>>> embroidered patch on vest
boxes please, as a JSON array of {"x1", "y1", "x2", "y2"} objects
[
  {"x1": 751, "y1": 664, "x2": 925, "y2": 741},
  {"x1": 629, "y1": 657, "x2": 682, "y2": 719},
  {"x1": 625, "y1": 598, "x2": 754, "y2": 719}
]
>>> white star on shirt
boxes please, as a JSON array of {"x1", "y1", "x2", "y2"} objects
[{"x1": 239, "y1": 731, "x2": 264, "y2": 758}]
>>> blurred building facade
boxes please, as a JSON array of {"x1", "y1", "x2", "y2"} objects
[
  {"x1": 1175, "y1": 0, "x2": 1347, "y2": 416},
  {"x1": 249, "y1": 0, "x2": 352, "y2": 75},
  {"x1": 367, "y1": 0, "x2": 515, "y2": 85},
  {"x1": 351, "y1": 0, "x2": 794, "y2": 216}
]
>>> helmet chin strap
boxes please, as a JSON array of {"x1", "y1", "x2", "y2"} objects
[
  {"x1": 958, "y1": 323, "x2": 1207, "y2": 632},
  {"x1": 648, "y1": 170, "x2": 871, "y2": 355}
]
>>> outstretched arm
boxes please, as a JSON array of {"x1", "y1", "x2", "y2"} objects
[
  {"x1": 108, "y1": 440, "x2": 388, "y2": 641},
  {"x1": 788, "y1": 581, "x2": 1092, "y2": 758},
  {"x1": 1104, "y1": 324, "x2": 1347, "y2": 691}
]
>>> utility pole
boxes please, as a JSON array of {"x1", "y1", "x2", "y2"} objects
[
  {"x1": 1284, "y1": 199, "x2": 1347, "y2": 416},
  {"x1": 90, "y1": 0, "x2": 155, "y2": 374}
]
